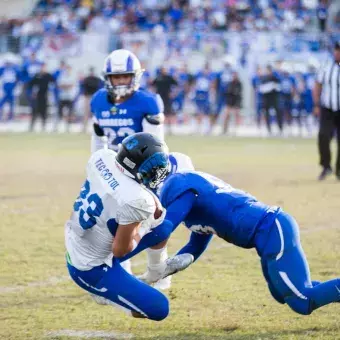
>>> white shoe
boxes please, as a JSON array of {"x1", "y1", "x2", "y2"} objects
[
  {"x1": 138, "y1": 254, "x2": 194, "y2": 285},
  {"x1": 153, "y1": 276, "x2": 172, "y2": 290}
]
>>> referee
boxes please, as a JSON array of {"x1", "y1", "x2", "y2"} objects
[{"x1": 313, "y1": 41, "x2": 340, "y2": 181}]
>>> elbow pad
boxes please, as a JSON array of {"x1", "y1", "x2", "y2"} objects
[
  {"x1": 93, "y1": 123, "x2": 105, "y2": 137},
  {"x1": 144, "y1": 113, "x2": 164, "y2": 125}
]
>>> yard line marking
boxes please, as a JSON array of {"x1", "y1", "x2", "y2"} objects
[
  {"x1": 0, "y1": 224, "x2": 339, "y2": 295},
  {"x1": 46, "y1": 329, "x2": 133, "y2": 339}
]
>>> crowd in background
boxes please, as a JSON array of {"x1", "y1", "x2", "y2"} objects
[
  {"x1": 0, "y1": 50, "x2": 317, "y2": 135},
  {"x1": 0, "y1": 0, "x2": 338, "y2": 39},
  {"x1": 1, "y1": 0, "x2": 338, "y2": 135}
]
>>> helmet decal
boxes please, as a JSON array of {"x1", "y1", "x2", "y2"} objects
[
  {"x1": 125, "y1": 137, "x2": 139, "y2": 150},
  {"x1": 126, "y1": 55, "x2": 133, "y2": 72}
]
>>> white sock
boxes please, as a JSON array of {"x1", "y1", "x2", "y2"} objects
[{"x1": 147, "y1": 246, "x2": 168, "y2": 269}]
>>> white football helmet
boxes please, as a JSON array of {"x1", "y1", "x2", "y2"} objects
[{"x1": 103, "y1": 49, "x2": 144, "y2": 100}]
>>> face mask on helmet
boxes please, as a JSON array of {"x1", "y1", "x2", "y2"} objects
[
  {"x1": 105, "y1": 71, "x2": 143, "y2": 100},
  {"x1": 137, "y1": 152, "x2": 170, "y2": 189}
]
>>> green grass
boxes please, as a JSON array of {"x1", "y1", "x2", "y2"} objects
[{"x1": 0, "y1": 134, "x2": 340, "y2": 340}]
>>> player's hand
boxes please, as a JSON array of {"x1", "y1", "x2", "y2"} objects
[{"x1": 313, "y1": 106, "x2": 320, "y2": 117}]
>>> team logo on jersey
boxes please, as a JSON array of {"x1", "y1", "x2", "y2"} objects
[{"x1": 110, "y1": 106, "x2": 117, "y2": 115}]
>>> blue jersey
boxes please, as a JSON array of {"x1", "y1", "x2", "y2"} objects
[
  {"x1": 160, "y1": 171, "x2": 280, "y2": 248},
  {"x1": 252, "y1": 74, "x2": 263, "y2": 104},
  {"x1": 194, "y1": 72, "x2": 214, "y2": 102},
  {"x1": 280, "y1": 74, "x2": 296, "y2": 95},
  {"x1": 0, "y1": 65, "x2": 20, "y2": 92},
  {"x1": 91, "y1": 88, "x2": 163, "y2": 150},
  {"x1": 22, "y1": 60, "x2": 44, "y2": 82},
  {"x1": 217, "y1": 68, "x2": 233, "y2": 95}
]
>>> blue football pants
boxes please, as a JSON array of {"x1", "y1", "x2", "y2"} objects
[
  {"x1": 67, "y1": 257, "x2": 169, "y2": 321},
  {"x1": 260, "y1": 211, "x2": 340, "y2": 315}
]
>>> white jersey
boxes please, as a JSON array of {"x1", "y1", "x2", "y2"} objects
[{"x1": 65, "y1": 149, "x2": 157, "y2": 271}]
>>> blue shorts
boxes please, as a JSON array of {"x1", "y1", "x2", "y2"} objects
[
  {"x1": 66, "y1": 256, "x2": 169, "y2": 321},
  {"x1": 195, "y1": 100, "x2": 211, "y2": 115}
]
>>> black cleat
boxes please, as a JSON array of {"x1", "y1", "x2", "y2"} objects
[{"x1": 318, "y1": 167, "x2": 332, "y2": 181}]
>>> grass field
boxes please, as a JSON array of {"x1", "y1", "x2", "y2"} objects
[{"x1": 1, "y1": 134, "x2": 340, "y2": 340}]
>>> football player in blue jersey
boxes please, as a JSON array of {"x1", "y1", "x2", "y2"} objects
[
  {"x1": 0, "y1": 58, "x2": 21, "y2": 121},
  {"x1": 90, "y1": 49, "x2": 164, "y2": 154},
  {"x1": 121, "y1": 167, "x2": 340, "y2": 316},
  {"x1": 90, "y1": 49, "x2": 167, "y2": 284},
  {"x1": 193, "y1": 64, "x2": 216, "y2": 134}
]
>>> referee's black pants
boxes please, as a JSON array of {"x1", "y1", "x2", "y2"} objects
[{"x1": 318, "y1": 107, "x2": 340, "y2": 174}]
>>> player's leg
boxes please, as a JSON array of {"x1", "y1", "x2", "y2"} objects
[
  {"x1": 29, "y1": 99, "x2": 38, "y2": 131},
  {"x1": 260, "y1": 258, "x2": 285, "y2": 304},
  {"x1": 318, "y1": 108, "x2": 334, "y2": 172},
  {"x1": 142, "y1": 239, "x2": 172, "y2": 290},
  {"x1": 262, "y1": 212, "x2": 340, "y2": 315},
  {"x1": 222, "y1": 105, "x2": 231, "y2": 134},
  {"x1": 8, "y1": 93, "x2": 15, "y2": 121},
  {"x1": 40, "y1": 100, "x2": 48, "y2": 131},
  {"x1": 67, "y1": 258, "x2": 169, "y2": 321},
  {"x1": 335, "y1": 115, "x2": 340, "y2": 178},
  {"x1": 263, "y1": 98, "x2": 271, "y2": 134},
  {"x1": 0, "y1": 93, "x2": 6, "y2": 120}
]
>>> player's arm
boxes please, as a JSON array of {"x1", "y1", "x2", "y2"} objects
[
  {"x1": 91, "y1": 122, "x2": 107, "y2": 154},
  {"x1": 90, "y1": 92, "x2": 107, "y2": 153},
  {"x1": 117, "y1": 190, "x2": 197, "y2": 262},
  {"x1": 313, "y1": 67, "x2": 323, "y2": 117},
  {"x1": 112, "y1": 221, "x2": 140, "y2": 258},
  {"x1": 142, "y1": 94, "x2": 165, "y2": 141},
  {"x1": 176, "y1": 232, "x2": 213, "y2": 262}
]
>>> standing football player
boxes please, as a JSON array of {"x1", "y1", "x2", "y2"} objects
[
  {"x1": 91, "y1": 49, "x2": 164, "y2": 153},
  {"x1": 89, "y1": 49, "x2": 168, "y2": 285}
]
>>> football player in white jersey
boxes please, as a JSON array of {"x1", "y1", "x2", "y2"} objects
[{"x1": 65, "y1": 133, "x2": 193, "y2": 320}]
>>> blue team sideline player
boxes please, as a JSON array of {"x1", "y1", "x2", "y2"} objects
[
  {"x1": 90, "y1": 49, "x2": 164, "y2": 154},
  {"x1": 123, "y1": 167, "x2": 340, "y2": 316},
  {"x1": 0, "y1": 58, "x2": 21, "y2": 121}
]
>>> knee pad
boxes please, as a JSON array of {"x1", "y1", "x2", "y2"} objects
[
  {"x1": 148, "y1": 295, "x2": 169, "y2": 321},
  {"x1": 285, "y1": 295, "x2": 312, "y2": 315},
  {"x1": 267, "y1": 282, "x2": 285, "y2": 304}
]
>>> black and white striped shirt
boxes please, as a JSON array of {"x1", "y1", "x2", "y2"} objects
[{"x1": 317, "y1": 60, "x2": 340, "y2": 112}]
